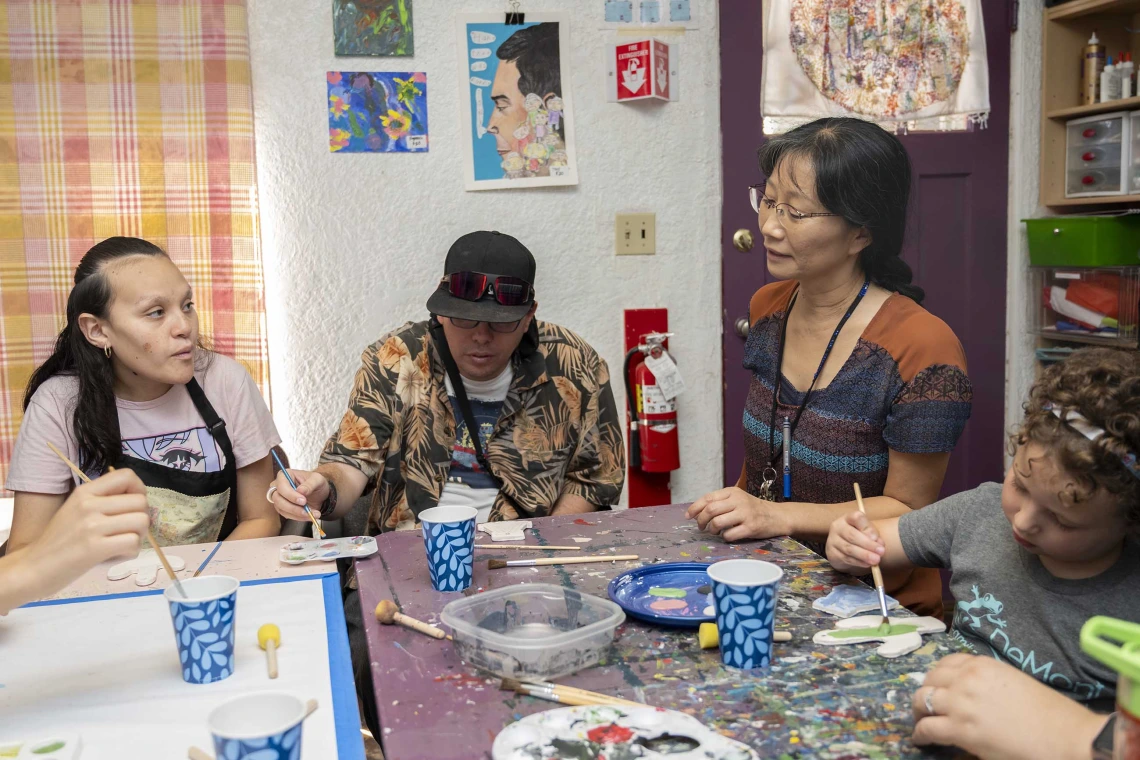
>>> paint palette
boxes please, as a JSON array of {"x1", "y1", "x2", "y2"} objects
[
  {"x1": 0, "y1": 734, "x2": 82, "y2": 759},
  {"x1": 607, "y1": 562, "x2": 716, "y2": 628},
  {"x1": 279, "y1": 536, "x2": 378, "y2": 565},
  {"x1": 492, "y1": 705, "x2": 757, "y2": 760}
]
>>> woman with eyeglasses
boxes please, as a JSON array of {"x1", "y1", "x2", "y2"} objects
[
  {"x1": 6, "y1": 237, "x2": 282, "y2": 550},
  {"x1": 687, "y1": 118, "x2": 972, "y2": 617}
]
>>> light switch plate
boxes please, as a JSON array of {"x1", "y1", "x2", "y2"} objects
[{"x1": 615, "y1": 213, "x2": 656, "y2": 255}]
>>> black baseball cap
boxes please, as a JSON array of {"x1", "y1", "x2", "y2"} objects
[{"x1": 426, "y1": 231, "x2": 537, "y2": 323}]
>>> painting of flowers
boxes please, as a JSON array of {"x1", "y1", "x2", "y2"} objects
[
  {"x1": 327, "y1": 71, "x2": 427, "y2": 153},
  {"x1": 333, "y1": 0, "x2": 413, "y2": 56}
]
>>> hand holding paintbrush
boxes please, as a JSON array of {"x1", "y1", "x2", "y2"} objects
[
  {"x1": 45, "y1": 442, "x2": 188, "y2": 598},
  {"x1": 853, "y1": 483, "x2": 892, "y2": 633}
]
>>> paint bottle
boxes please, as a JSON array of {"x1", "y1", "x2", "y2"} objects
[
  {"x1": 1102, "y1": 57, "x2": 1122, "y2": 103},
  {"x1": 1081, "y1": 616, "x2": 1140, "y2": 759},
  {"x1": 1120, "y1": 54, "x2": 1135, "y2": 100},
  {"x1": 1083, "y1": 31, "x2": 1106, "y2": 105}
]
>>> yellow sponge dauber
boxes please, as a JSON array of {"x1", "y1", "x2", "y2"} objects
[{"x1": 698, "y1": 622, "x2": 719, "y2": 649}]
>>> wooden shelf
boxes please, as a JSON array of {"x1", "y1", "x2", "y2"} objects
[
  {"x1": 1048, "y1": 0, "x2": 1140, "y2": 21},
  {"x1": 1048, "y1": 96, "x2": 1140, "y2": 120},
  {"x1": 1045, "y1": 193, "x2": 1140, "y2": 207},
  {"x1": 1038, "y1": 330, "x2": 1138, "y2": 348}
]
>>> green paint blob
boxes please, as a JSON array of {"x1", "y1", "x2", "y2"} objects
[
  {"x1": 648, "y1": 587, "x2": 687, "y2": 598},
  {"x1": 828, "y1": 624, "x2": 919, "y2": 639},
  {"x1": 33, "y1": 742, "x2": 66, "y2": 754}
]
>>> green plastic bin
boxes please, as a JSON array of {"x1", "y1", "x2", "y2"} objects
[{"x1": 1024, "y1": 214, "x2": 1140, "y2": 267}]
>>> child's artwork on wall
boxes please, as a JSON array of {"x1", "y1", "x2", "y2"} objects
[
  {"x1": 455, "y1": 14, "x2": 578, "y2": 191},
  {"x1": 328, "y1": 72, "x2": 428, "y2": 153},
  {"x1": 333, "y1": 0, "x2": 414, "y2": 56}
]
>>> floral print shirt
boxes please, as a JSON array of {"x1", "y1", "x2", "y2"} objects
[{"x1": 320, "y1": 320, "x2": 626, "y2": 534}]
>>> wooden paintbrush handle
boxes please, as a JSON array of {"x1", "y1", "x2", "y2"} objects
[
  {"x1": 551, "y1": 686, "x2": 643, "y2": 707},
  {"x1": 869, "y1": 564, "x2": 885, "y2": 589},
  {"x1": 530, "y1": 555, "x2": 639, "y2": 566},
  {"x1": 394, "y1": 611, "x2": 447, "y2": 640},
  {"x1": 474, "y1": 544, "x2": 581, "y2": 551}
]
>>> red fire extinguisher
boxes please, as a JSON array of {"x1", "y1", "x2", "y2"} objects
[{"x1": 624, "y1": 332, "x2": 681, "y2": 473}]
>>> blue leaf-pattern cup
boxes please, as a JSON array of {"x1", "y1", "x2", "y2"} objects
[
  {"x1": 209, "y1": 692, "x2": 307, "y2": 760},
  {"x1": 706, "y1": 559, "x2": 783, "y2": 670},
  {"x1": 419, "y1": 506, "x2": 477, "y2": 592},
  {"x1": 165, "y1": 575, "x2": 240, "y2": 685}
]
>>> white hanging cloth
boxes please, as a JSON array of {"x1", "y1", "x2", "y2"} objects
[{"x1": 760, "y1": 0, "x2": 990, "y2": 126}]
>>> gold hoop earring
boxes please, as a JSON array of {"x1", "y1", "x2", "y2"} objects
[{"x1": 104, "y1": 345, "x2": 111, "y2": 359}]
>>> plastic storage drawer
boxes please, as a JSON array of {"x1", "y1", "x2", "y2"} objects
[{"x1": 1024, "y1": 214, "x2": 1140, "y2": 267}]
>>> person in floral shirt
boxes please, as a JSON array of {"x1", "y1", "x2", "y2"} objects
[{"x1": 268, "y1": 230, "x2": 625, "y2": 738}]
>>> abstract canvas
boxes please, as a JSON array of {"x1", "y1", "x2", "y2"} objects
[
  {"x1": 333, "y1": 0, "x2": 413, "y2": 56},
  {"x1": 328, "y1": 71, "x2": 428, "y2": 153}
]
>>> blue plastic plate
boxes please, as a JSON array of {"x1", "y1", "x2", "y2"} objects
[{"x1": 607, "y1": 562, "x2": 716, "y2": 628}]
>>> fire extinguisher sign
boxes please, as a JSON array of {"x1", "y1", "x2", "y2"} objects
[
  {"x1": 616, "y1": 41, "x2": 651, "y2": 100},
  {"x1": 638, "y1": 384, "x2": 676, "y2": 415}
]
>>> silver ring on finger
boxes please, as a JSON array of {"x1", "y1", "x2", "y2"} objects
[
  {"x1": 923, "y1": 687, "x2": 938, "y2": 716},
  {"x1": 266, "y1": 485, "x2": 278, "y2": 504}
]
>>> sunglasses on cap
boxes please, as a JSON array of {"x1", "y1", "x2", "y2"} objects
[{"x1": 442, "y1": 272, "x2": 533, "y2": 306}]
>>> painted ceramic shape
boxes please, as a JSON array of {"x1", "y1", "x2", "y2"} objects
[
  {"x1": 813, "y1": 615, "x2": 947, "y2": 658},
  {"x1": 492, "y1": 704, "x2": 758, "y2": 760}
]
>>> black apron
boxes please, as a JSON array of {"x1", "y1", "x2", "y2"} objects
[{"x1": 112, "y1": 378, "x2": 239, "y2": 546}]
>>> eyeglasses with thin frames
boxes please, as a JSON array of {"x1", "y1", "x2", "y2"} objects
[
  {"x1": 749, "y1": 184, "x2": 839, "y2": 223},
  {"x1": 447, "y1": 317, "x2": 524, "y2": 334}
]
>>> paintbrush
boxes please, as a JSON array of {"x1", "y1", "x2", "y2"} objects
[
  {"x1": 375, "y1": 599, "x2": 453, "y2": 641},
  {"x1": 474, "y1": 544, "x2": 582, "y2": 551},
  {"x1": 270, "y1": 449, "x2": 326, "y2": 539},
  {"x1": 488, "y1": 554, "x2": 639, "y2": 569},
  {"x1": 47, "y1": 442, "x2": 188, "y2": 599},
  {"x1": 500, "y1": 678, "x2": 643, "y2": 708},
  {"x1": 853, "y1": 482, "x2": 891, "y2": 634}
]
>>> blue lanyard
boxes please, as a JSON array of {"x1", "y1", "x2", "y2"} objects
[{"x1": 767, "y1": 278, "x2": 871, "y2": 498}]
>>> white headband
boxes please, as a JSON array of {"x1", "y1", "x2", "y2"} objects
[{"x1": 1045, "y1": 403, "x2": 1140, "y2": 481}]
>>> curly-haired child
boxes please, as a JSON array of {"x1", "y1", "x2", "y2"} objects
[{"x1": 826, "y1": 347, "x2": 1140, "y2": 708}]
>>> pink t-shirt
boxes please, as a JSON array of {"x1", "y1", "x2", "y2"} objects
[{"x1": 6, "y1": 354, "x2": 281, "y2": 494}]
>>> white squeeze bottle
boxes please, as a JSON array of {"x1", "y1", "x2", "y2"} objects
[
  {"x1": 1101, "y1": 57, "x2": 1121, "y2": 102},
  {"x1": 1121, "y1": 53, "x2": 1134, "y2": 99}
]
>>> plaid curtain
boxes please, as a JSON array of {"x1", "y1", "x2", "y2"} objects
[{"x1": 0, "y1": 0, "x2": 269, "y2": 492}]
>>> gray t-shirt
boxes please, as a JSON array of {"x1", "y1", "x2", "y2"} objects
[{"x1": 899, "y1": 482, "x2": 1140, "y2": 705}]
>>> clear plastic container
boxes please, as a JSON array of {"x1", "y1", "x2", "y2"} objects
[
  {"x1": 440, "y1": 583, "x2": 625, "y2": 679},
  {"x1": 1069, "y1": 143, "x2": 1122, "y2": 169},
  {"x1": 1067, "y1": 168, "x2": 1124, "y2": 195},
  {"x1": 1067, "y1": 114, "x2": 1125, "y2": 147}
]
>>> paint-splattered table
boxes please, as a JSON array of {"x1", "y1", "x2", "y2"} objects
[
  {"x1": 356, "y1": 505, "x2": 968, "y2": 760},
  {"x1": 42, "y1": 535, "x2": 324, "y2": 601}
]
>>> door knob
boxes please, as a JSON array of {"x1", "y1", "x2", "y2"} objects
[
  {"x1": 732, "y1": 229, "x2": 754, "y2": 252},
  {"x1": 734, "y1": 317, "x2": 750, "y2": 338}
]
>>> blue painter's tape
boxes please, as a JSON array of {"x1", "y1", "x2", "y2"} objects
[
  {"x1": 323, "y1": 573, "x2": 364, "y2": 759},
  {"x1": 19, "y1": 571, "x2": 338, "y2": 609}
]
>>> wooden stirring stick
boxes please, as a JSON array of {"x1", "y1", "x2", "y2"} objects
[
  {"x1": 853, "y1": 482, "x2": 891, "y2": 633},
  {"x1": 46, "y1": 442, "x2": 187, "y2": 598},
  {"x1": 375, "y1": 599, "x2": 452, "y2": 640}
]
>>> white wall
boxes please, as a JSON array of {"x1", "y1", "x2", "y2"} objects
[
  {"x1": 1005, "y1": 0, "x2": 1044, "y2": 455},
  {"x1": 245, "y1": 1, "x2": 725, "y2": 505}
]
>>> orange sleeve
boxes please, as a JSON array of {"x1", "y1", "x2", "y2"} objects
[
  {"x1": 862, "y1": 297, "x2": 968, "y2": 382},
  {"x1": 748, "y1": 279, "x2": 798, "y2": 326}
]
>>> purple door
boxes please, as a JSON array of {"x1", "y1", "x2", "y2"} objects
[{"x1": 721, "y1": 1, "x2": 1012, "y2": 495}]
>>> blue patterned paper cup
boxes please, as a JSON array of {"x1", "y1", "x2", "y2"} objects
[
  {"x1": 208, "y1": 692, "x2": 305, "y2": 760},
  {"x1": 165, "y1": 575, "x2": 239, "y2": 685},
  {"x1": 706, "y1": 559, "x2": 783, "y2": 670},
  {"x1": 419, "y1": 505, "x2": 477, "y2": 592}
]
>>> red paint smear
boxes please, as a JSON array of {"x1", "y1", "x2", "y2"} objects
[
  {"x1": 432, "y1": 673, "x2": 487, "y2": 686},
  {"x1": 753, "y1": 549, "x2": 770, "y2": 554},
  {"x1": 573, "y1": 518, "x2": 596, "y2": 526}
]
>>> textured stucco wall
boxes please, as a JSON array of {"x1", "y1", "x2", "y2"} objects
[
  {"x1": 1005, "y1": 0, "x2": 1043, "y2": 456},
  {"x1": 246, "y1": 0, "x2": 725, "y2": 505}
]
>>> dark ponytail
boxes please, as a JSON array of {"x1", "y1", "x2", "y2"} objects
[
  {"x1": 757, "y1": 118, "x2": 924, "y2": 304},
  {"x1": 23, "y1": 237, "x2": 169, "y2": 473}
]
